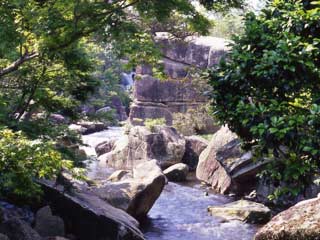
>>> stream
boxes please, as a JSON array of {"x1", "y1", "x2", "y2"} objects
[{"x1": 81, "y1": 127, "x2": 258, "y2": 240}]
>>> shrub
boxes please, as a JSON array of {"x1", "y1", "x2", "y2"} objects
[
  {"x1": 0, "y1": 129, "x2": 63, "y2": 203},
  {"x1": 144, "y1": 118, "x2": 166, "y2": 132},
  {"x1": 173, "y1": 105, "x2": 215, "y2": 136},
  {"x1": 209, "y1": 0, "x2": 320, "y2": 198}
]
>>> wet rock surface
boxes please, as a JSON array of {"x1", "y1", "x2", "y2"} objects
[{"x1": 208, "y1": 200, "x2": 271, "y2": 224}]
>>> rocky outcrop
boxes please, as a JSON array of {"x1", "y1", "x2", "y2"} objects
[
  {"x1": 130, "y1": 36, "x2": 227, "y2": 132},
  {"x1": 208, "y1": 200, "x2": 271, "y2": 224},
  {"x1": 182, "y1": 136, "x2": 209, "y2": 170},
  {"x1": 163, "y1": 163, "x2": 189, "y2": 182},
  {"x1": 100, "y1": 126, "x2": 185, "y2": 169},
  {"x1": 255, "y1": 195, "x2": 320, "y2": 240},
  {"x1": 196, "y1": 126, "x2": 271, "y2": 195},
  {"x1": 34, "y1": 206, "x2": 65, "y2": 238},
  {"x1": 40, "y1": 181, "x2": 145, "y2": 240},
  {"x1": 94, "y1": 160, "x2": 166, "y2": 220}
]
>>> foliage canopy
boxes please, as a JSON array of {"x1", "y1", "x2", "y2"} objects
[{"x1": 209, "y1": 0, "x2": 320, "y2": 198}]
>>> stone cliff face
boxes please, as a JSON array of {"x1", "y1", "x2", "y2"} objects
[{"x1": 130, "y1": 36, "x2": 228, "y2": 132}]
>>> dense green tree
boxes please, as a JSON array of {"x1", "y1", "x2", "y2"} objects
[{"x1": 209, "y1": 0, "x2": 320, "y2": 199}]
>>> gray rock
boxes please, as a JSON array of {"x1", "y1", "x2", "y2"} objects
[
  {"x1": 76, "y1": 121, "x2": 108, "y2": 135},
  {"x1": 255, "y1": 195, "x2": 320, "y2": 240},
  {"x1": 196, "y1": 126, "x2": 271, "y2": 195},
  {"x1": 94, "y1": 160, "x2": 166, "y2": 220},
  {"x1": 100, "y1": 126, "x2": 185, "y2": 169},
  {"x1": 107, "y1": 170, "x2": 132, "y2": 182},
  {"x1": 0, "y1": 218, "x2": 42, "y2": 240},
  {"x1": 164, "y1": 163, "x2": 189, "y2": 182},
  {"x1": 208, "y1": 200, "x2": 271, "y2": 224},
  {"x1": 182, "y1": 136, "x2": 208, "y2": 170},
  {"x1": 111, "y1": 96, "x2": 128, "y2": 121},
  {"x1": 95, "y1": 139, "x2": 116, "y2": 157},
  {"x1": 35, "y1": 206, "x2": 65, "y2": 237},
  {"x1": 49, "y1": 114, "x2": 69, "y2": 124},
  {"x1": 40, "y1": 180, "x2": 145, "y2": 240}
]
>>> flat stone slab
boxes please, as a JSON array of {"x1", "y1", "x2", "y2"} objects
[{"x1": 208, "y1": 200, "x2": 271, "y2": 224}]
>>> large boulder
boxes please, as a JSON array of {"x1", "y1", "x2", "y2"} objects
[
  {"x1": 100, "y1": 126, "x2": 186, "y2": 169},
  {"x1": 40, "y1": 181, "x2": 145, "y2": 240},
  {"x1": 255, "y1": 195, "x2": 320, "y2": 240},
  {"x1": 0, "y1": 218, "x2": 42, "y2": 240},
  {"x1": 163, "y1": 163, "x2": 189, "y2": 182},
  {"x1": 93, "y1": 160, "x2": 166, "y2": 220},
  {"x1": 196, "y1": 126, "x2": 271, "y2": 195},
  {"x1": 208, "y1": 200, "x2": 271, "y2": 224},
  {"x1": 34, "y1": 206, "x2": 65, "y2": 238},
  {"x1": 182, "y1": 136, "x2": 209, "y2": 170}
]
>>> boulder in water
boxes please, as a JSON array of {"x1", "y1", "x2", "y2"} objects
[
  {"x1": 76, "y1": 121, "x2": 108, "y2": 135},
  {"x1": 208, "y1": 200, "x2": 271, "y2": 224},
  {"x1": 100, "y1": 126, "x2": 185, "y2": 169},
  {"x1": 39, "y1": 180, "x2": 145, "y2": 240},
  {"x1": 93, "y1": 160, "x2": 166, "y2": 220},
  {"x1": 163, "y1": 163, "x2": 189, "y2": 182},
  {"x1": 95, "y1": 139, "x2": 116, "y2": 156},
  {"x1": 196, "y1": 126, "x2": 271, "y2": 195}
]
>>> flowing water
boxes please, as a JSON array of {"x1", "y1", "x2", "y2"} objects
[{"x1": 82, "y1": 127, "x2": 258, "y2": 240}]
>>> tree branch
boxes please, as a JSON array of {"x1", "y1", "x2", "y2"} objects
[{"x1": 0, "y1": 52, "x2": 39, "y2": 78}]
